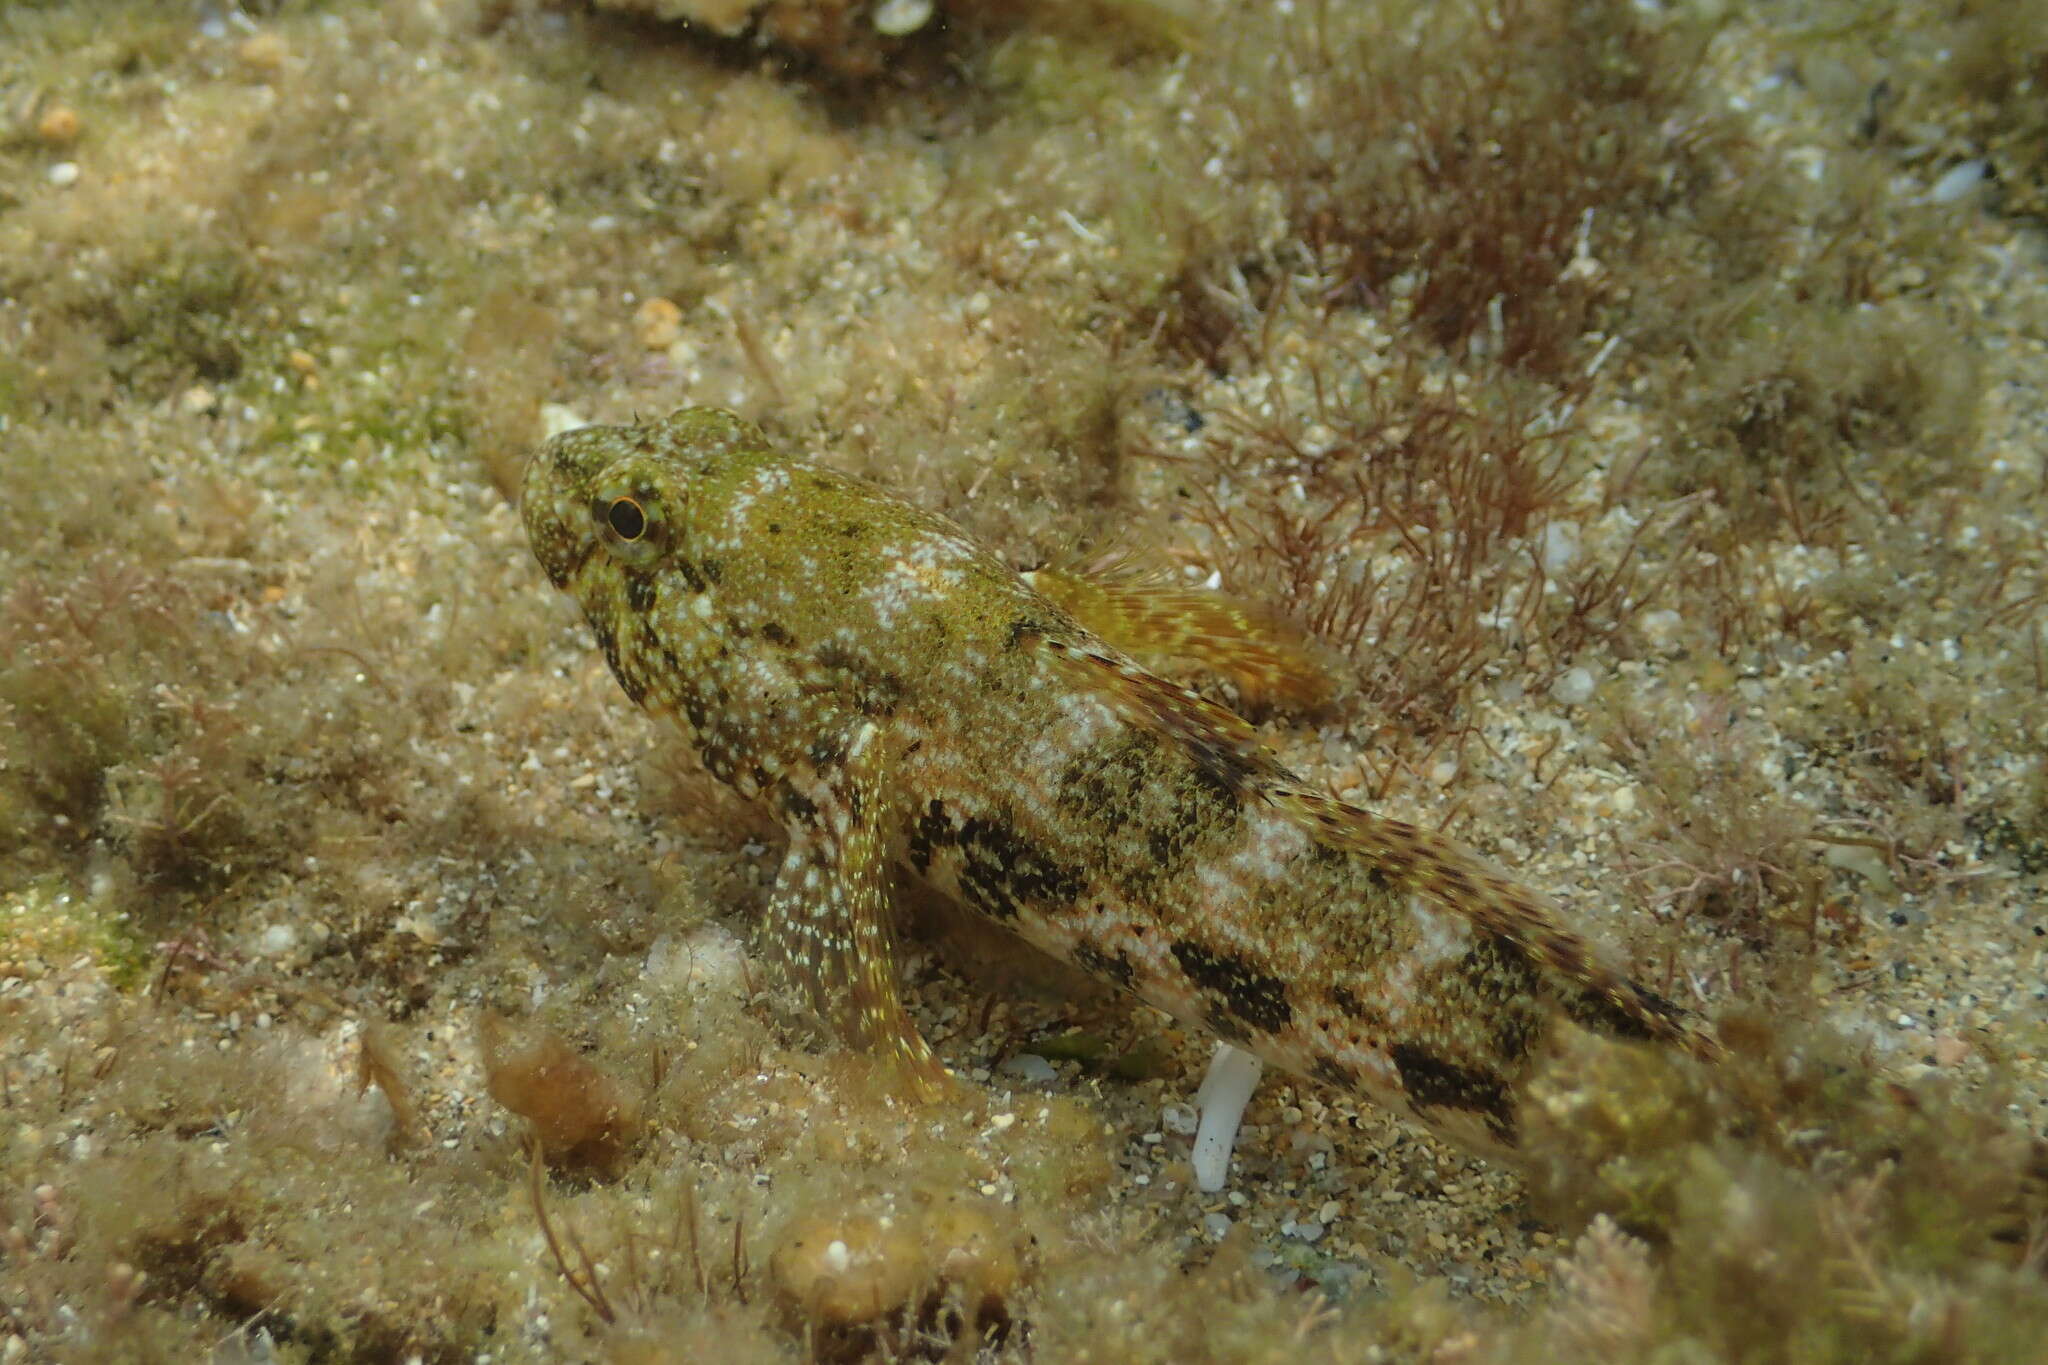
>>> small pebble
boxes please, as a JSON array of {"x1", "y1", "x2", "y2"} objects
[
  {"x1": 1826, "y1": 843, "x2": 1895, "y2": 892},
  {"x1": 36, "y1": 104, "x2": 81, "y2": 145},
  {"x1": 1203, "y1": 1211, "x2": 1232, "y2": 1240},
  {"x1": 1637, "y1": 608, "x2": 1684, "y2": 654},
  {"x1": 1928, "y1": 159, "x2": 1990, "y2": 205},
  {"x1": 1550, "y1": 666, "x2": 1595, "y2": 707},
  {"x1": 1001, "y1": 1052, "x2": 1056, "y2": 1084},
  {"x1": 47, "y1": 161, "x2": 79, "y2": 188},
  {"x1": 1932, "y1": 1033, "x2": 1972, "y2": 1067},
  {"x1": 540, "y1": 404, "x2": 590, "y2": 439},
  {"x1": 1160, "y1": 1102, "x2": 1198, "y2": 1136},
  {"x1": 1314, "y1": 1262, "x2": 1364, "y2": 1297},
  {"x1": 238, "y1": 31, "x2": 289, "y2": 74},
  {"x1": 634, "y1": 296, "x2": 683, "y2": 350},
  {"x1": 1539, "y1": 522, "x2": 1579, "y2": 577}
]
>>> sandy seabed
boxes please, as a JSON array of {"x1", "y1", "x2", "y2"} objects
[{"x1": 3, "y1": 2, "x2": 2046, "y2": 1361}]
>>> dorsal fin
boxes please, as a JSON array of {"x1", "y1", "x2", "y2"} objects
[{"x1": 1026, "y1": 560, "x2": 1336, "y2": 712}]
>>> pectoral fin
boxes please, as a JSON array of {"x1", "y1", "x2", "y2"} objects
[{"x1": 758, "y1": 722, "x2": 953, "y2": 1100}]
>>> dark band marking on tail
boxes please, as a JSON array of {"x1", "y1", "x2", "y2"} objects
[{"x1": 1389, "y1": 1042, "x2": 1518, "y2": 1146}]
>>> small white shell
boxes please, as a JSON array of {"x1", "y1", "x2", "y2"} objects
[
  {"x1": 1192, "y1": 1042, "x2": 1265, "y2": 1193},
  {"x1": 1928, "y1": 159, "x2": 1989, "y2": 205},
  {"x1": 872, "y1": 0, "x2": 934, "y2": 37}
]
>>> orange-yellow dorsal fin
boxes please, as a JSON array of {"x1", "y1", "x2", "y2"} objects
[{"x1": 1026, "y1": 559, "x2": 1337, "y2": 713}]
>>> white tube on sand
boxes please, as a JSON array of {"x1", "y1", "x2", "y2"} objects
[{"x1": 1191, "y1": 1042, "x2": 1265, "y2": 1193}]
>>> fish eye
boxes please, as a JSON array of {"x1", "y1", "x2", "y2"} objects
[{"x1": 607, "y1": 497, "x2": 647, "y2": 541}]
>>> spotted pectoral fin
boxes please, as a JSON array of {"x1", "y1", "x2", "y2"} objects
[
  {"x1": 1027, "y1": 562, "x2": 1336, "y2": 712},
  {"x1": 1271, "y1": 786, "x2": 1722, "y2": 1063},
  {"x1": 756, "y1": 724, "x2": 953, "y2": 1101}
]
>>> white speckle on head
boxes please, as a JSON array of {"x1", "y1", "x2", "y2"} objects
[
  {"x1": 866, "y1": 546, "x2": 964, "y2": 632},
  {"x1": 866, "y1": 564, "x2": 922, "y2": 630},
  {"x1": 729, "y1": 463, "x2": 791, "y2": 521},
  {"x1": 691, "y1": 593, "x2": 715, "y2": 620},
  {"x1": 908, "y1": 535, "x2": 969, "y2": 570}
]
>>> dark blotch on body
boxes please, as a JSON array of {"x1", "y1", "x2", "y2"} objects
[
  {"x1": 909, "y1": 800, "x2": 1084, "y2": 923},
  {"x1": 1564, "y1": 980, "x2": 1684, "y2": 1042},
  {"x1": 908, "y1": 798, "x2": 948, "y2": 874},
  {"x1": 813, "y1": 644, "x2": 908, "y2": 718},
  {"x1": 1170, "y1": 940, "x2": 1293, "y2": 1034},
  {"x1": 1388, "y1": 1042, "x2": 1516, "y2": 1145},
  {"x1": 1054, "y1": 738, "x2": 1139, "y2": 839},
  {"x1": 1458, "y1": 934, "x2": 1541, "y2": 1065},
  {"x1": 1073, "y1": 943, "x2": 1138, "y2": 991},
  {"x1": 1055, "y1": 733, "x2": 1238, "y2": 893}
]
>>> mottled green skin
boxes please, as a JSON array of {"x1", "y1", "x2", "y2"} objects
[{"x1": 525, "y1": 409, "x2": 1709, "y2": 1152}]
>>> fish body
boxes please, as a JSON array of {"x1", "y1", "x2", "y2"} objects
[{"x1": 523, "y1": 408, "x2": 1710, "y2": 1155}]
